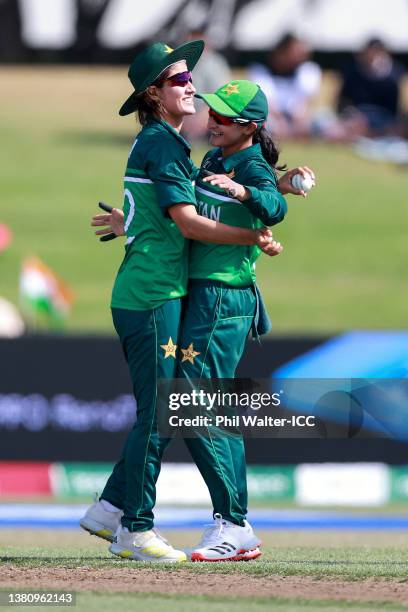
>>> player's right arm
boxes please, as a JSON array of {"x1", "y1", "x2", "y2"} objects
[
  {"x1": 168, "y1": 203, "x2": 272, "y2": 247},
  {"x1": 91, "y1": 203, "x2": 280, "y2": 253}
]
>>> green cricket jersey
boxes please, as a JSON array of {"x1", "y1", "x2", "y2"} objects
[
  {"x1": 111, "y1": 118, "x2": 197, "y2": 311},
  {"x1": 189, "y1": 143, "x2": 287, "y2": 287}
]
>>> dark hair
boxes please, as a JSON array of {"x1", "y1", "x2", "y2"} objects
[
  {"x1": 133, "y1": 66, "x2": 172, "y2": 125},
  {"x1": 253, "y1": 125, "x2": 287, "y2": 171}
]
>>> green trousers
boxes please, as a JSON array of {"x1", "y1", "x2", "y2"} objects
[
  {"x1": 102, "y1": 283, "x2": 256, "y2": 530},
  {"x1": 178, "y1": 280, "x2": 256, "y2": 525},
  {"x1": 101, "y1": 300, "x2": 181, "y2": 531}
]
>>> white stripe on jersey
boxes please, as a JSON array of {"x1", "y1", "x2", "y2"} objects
[
  {"x1": 124, "y1": 176, "x2": 153, "y2": 184},
  {"x1": 124, "y1": 188, "x2": 135, "y2": 233},
  {"x1": 195, "y1": 186, "x2": 239, "y2": 203}
]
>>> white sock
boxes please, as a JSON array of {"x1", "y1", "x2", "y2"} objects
[{"x1": 100, "y1": 499, "x2": 121, "y2": 513}]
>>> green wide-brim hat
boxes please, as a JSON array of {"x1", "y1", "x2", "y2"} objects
[
  {"x1": 196, "y1": 80, "x2": 268, "y2": 122},
  {"x1": 119, "y1": 39, "x2": 204, "y2": 116}
]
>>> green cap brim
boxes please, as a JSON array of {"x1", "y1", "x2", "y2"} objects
[
  {"x1": 119, "y1": 39, "x2": 204, "y2": 116},
  {"x1": 119, "y1": 92, "x2": 139, "y2": 117},
  {"x1": 195, "y1": 92, "x2": 240, "y2": 117}
]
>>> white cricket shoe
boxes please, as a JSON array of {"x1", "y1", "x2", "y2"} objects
[
  {"x1": 189, "y1": 514, "x2": 262, "y2": 562},
  {"x1": 79, "y1": 496, "x2": 123, "y2": 542},
  {"x1": 109, "y1": 526, "x2": 187, "y2": 563}
]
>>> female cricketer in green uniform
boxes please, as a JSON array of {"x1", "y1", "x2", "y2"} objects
[
  {"x1": 79, "y1": 42, "x2": 278, "y2": 563},
  {"x1": 177, "y1": 81, "x2": 286, "y2": 561},
  {"x1": 174, "y1": 80, "x2": 315, "y2": 561}
]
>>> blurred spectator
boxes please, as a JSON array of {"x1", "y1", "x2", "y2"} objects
[
  {"x1": 181, "y1": 27, "x2": 232, "y2": 143},
  {"x1": 337, "y1": 39, "x2": 405, "y2": 138},
  {"x1": 248, "y1": 33, "x2": 321, "y2": 139}
]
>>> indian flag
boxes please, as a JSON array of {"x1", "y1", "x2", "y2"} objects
[{"x1": 19, "y1": 257, "x2": 74, "y2": 328}]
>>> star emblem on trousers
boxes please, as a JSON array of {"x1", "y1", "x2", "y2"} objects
[
  {"x1": 160, "y1": 337, "x2": 177, "y2": 359},
  {"x1": 181, "y1": 343, "x2": 201, "y2": 364},
  {"x1": 222, "y1": 83, "x2": 239, "y2": 96}
]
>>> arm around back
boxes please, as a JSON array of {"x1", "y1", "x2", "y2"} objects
[{"x1": 168, "y1": 203, "x2": 270, "y2": 246}]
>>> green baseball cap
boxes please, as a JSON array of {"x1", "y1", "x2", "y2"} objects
[
  {"x1": 196, "y1": 79, "x2": 268, "y2": 122},
  {"x1": 119, "y1": 39, "x2": 205, "y2": 116}
]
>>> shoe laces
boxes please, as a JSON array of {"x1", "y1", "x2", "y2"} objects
[{"x1": 197, "y1": 513, "x2": 229, "y2": 547}]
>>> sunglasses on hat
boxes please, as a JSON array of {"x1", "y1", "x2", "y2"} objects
[
  {"x1": 208, "y1": 108, "x2": 251, "y2": 126},
  {"x1": 165, "y1": 71, "x2": 193, "y2": 87}
]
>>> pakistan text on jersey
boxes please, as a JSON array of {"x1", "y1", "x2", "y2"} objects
[{"x1": 198, "y1": 201, "x2": 221, "y2": 222}]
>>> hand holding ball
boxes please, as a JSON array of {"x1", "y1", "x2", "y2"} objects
[{"x1": 291, "y1": 172, "x2": 315, "y2": 194}]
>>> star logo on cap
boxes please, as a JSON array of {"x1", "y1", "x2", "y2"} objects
[
  {"x1": 181, "y1": 343, "x2": 201, "y2": 364},
  {"x1": 222, "y1": 83, "x2": 239, "y2": 96},
  {"x1": 160, "y1": 337, "x2": 177, "y2": 359},
  {"x1": 164, "y1": 45, "x2": 174, "y2": 54}
]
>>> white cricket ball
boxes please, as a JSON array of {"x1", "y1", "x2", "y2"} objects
[{"x1": 291, "y1": 172, "x2": 315, "y2": 193}]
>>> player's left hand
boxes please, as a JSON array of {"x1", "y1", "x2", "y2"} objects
[
  {"x1": 261, "y1": 238, "x2": 283, "y2": 257},
  {"x1": 202, "y1": 174, "x2": 248, "y2": 201},
  {"x1": 255, "y1": 228, "x2": 283, "y2": 257},
  {"x1": 92, "y1": 208, "x2": 125, "y2": 238},
  {"x1": 278, "y1": 166, "x2": 315, "y2": 197}
]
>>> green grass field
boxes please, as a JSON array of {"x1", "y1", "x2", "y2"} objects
[
  {"x1": 3, "y1": 533, "x2": 408, "y2": 579},
  {"x1": 1, "y1": 67, "x2": 408, "y2": 333},
  {"x1": 1, "y1": 529, "x2": 408, "y2": 611}
]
